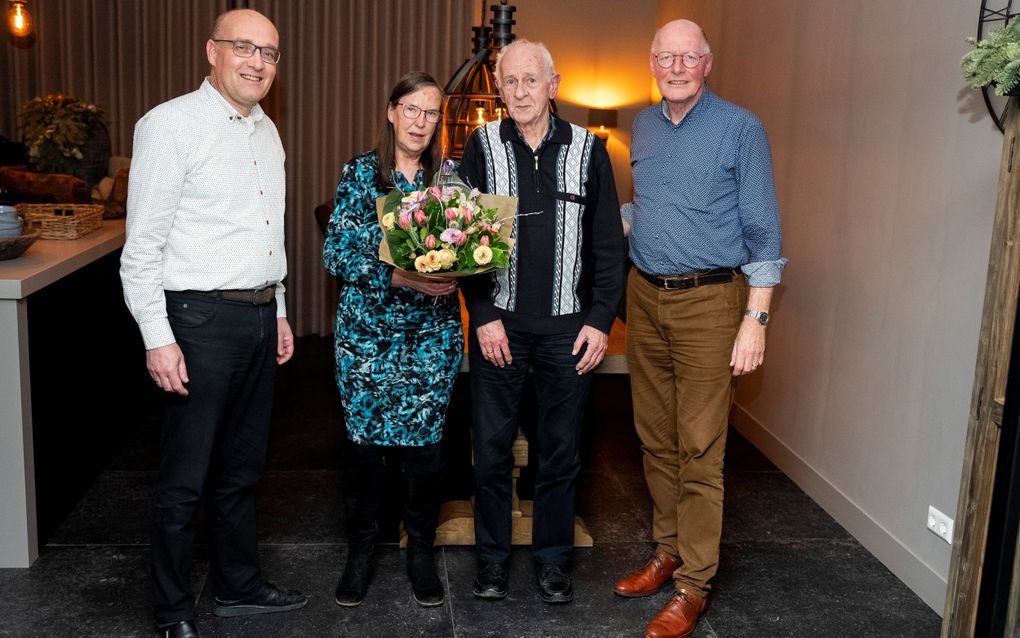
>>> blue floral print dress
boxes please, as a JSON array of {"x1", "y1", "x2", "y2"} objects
[{"x1": 323, "y1": 151, "x2": 463, "y2": 447}]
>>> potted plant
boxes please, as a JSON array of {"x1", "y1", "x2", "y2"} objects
[{"x1": 17, "y1": 94, "x2": 110, "y2": 186}]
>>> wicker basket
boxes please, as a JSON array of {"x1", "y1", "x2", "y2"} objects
[{"x1": 17, "y1": 203, "x2": 103, "y2": 240}]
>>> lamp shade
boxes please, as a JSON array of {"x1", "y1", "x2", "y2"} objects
[{"x1": 587, "y1": 108, "x2": 618, "y2": 129}]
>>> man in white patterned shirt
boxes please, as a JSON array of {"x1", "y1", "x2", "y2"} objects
[{"x1": 120, "y1": 9, "x2": 304, "y2": 638}]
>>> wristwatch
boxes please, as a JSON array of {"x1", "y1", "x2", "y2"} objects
[{"x1": 745, "y1": 309, "x2": 769, "y2": 326}]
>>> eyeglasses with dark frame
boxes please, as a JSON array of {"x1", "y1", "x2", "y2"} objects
[
  {"x1": 653, "y1": 51, "x2": 709, "y2": 69},
  {"x1": 396, "y1": 102, "x2": 443, "y2": 124},
  {"x1": 212, "y1": 39, "x2": 282, "y2": 65}
]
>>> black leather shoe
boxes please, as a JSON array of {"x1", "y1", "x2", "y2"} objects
[
  {"x1": 407, "y1": 551, "x2": 445, "y2": 607},
  {"x1": 156, "y1": 620, "x2": 199, "y2": 638},
  {"x1": 537, "y1": 564, "x2": 573, "y2": 604},
  {"x1": 212, "y1": 582, "x2": 308, "y2": 617},
  {"x1": 335, "y1": 552, "x2": 374, "y2": 607},
  {"x1": 472, "y1": 562, "x2": 508, "y2": 600}
]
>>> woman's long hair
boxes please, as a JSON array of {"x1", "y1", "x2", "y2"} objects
[{"x1": 375, "y1": 71, "x2": 446, "y2": 191}]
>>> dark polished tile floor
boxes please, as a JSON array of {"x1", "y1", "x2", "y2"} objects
[{"x1": 0, "y1": 336, "x2": 941, "y2": 637}]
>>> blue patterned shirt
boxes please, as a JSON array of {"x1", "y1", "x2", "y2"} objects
[{"x1": 625, "y1": 87, "x2": 787, "y2": 287}]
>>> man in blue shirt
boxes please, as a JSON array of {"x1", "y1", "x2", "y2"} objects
[{"x1": 612, "y1": 19, "x2": 786, "y2": 638}]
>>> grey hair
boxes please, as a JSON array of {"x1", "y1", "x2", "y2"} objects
[{"x1": 495, "y1": 39, "x2": 556, "y2": 83}]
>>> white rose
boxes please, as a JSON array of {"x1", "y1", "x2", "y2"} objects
[
  {"x1": 437, "y1": 248, "x2": 456, "y2": 268},
  {"x1": 473, "y1": 245, "x2": 493, "y2": 265}
]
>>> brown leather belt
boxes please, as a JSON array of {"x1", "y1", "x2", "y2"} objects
[
  {"x1": 636, "y1": 267, "x2": 740, "y2": 290},
  {"x1": 187, "y1": 284, "x2": 277, "y2": 305}
]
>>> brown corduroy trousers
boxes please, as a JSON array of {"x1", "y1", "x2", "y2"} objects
[{"x1": 625, "y1": 268, "x2": 748, "y2": 596}]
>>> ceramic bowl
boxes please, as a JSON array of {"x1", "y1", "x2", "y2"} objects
[{"x1": 0, "y1": 229, "x2": 42, "y2": 261}]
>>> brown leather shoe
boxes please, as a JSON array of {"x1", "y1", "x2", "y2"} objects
[
  {"x1": 613, "y1": 553, "x2": 682, "y2": 597},
  {"x1": 644, "y1": 589, "x2": 707, "y2": 638}
]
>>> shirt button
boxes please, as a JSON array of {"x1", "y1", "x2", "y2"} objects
[
  {"x1": 266, "y1": 220, "x2": 270, "y2": 225},
  {"x1": 259, "y1": 190, "x2": 263, "y2": 195},
  {"x1": 254, "y1": 160, "x2": 257, "y2": 165},
  {"x1": 269, "y1": 250, "x2": 273, "y2": 255}
]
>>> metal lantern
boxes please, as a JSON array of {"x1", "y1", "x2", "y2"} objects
[{"x1": 443, "y1": 1, "x2": 517, "y2": 160}]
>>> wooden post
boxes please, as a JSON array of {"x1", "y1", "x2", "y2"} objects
[{"x1": 943, "y1": 103, "x2": 1020, "y2": 636}]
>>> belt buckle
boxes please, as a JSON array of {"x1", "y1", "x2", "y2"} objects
[{"x1": 663, "y1": 276, "x2": 693, "y2": 290}]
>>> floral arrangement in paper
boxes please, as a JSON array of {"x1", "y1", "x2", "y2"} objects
[{"x1": 377, "y1": 162, "x2": 517, "y2": 277}]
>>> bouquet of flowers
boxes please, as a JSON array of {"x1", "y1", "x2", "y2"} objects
[{"x1": 376, "y1": 164, "x2": 517, "y2": 277}]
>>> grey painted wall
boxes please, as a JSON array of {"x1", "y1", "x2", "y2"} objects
[{"x1": 659, "y1": 0, "x2": 1001, "y2": 612}]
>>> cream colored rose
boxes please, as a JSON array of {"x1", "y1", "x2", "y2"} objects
[
  {"x1": 437, "y1": 248, "x2": 456, "y2": 268},
  {"x1": 474, "y1": 245, "x2": 493, "y2": 265},
  {"x1": 424, "y1": 250, "x2": 443, "y2": 271},
  {"x1": 382, "y1": 212, "x2": 396, "y2": 230},
  {"x1": 414, "y1": 255, "x2": 429, "y2": 272}
]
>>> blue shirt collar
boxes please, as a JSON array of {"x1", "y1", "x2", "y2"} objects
[{"x1": 658, "y1": 85, "x2": 714, "y2": 125}]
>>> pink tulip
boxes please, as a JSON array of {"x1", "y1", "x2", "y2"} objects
[
  {"x1": 480, "y1": 235, "x2": 490, "y2": 246},
  {"x1": 456, "y1": 233, "x2": 468, "y2": 246},
  {"x1": 398, "y1": 213, "x2": 411, "y2": 231},
  {"x1": 414, "y1": 209, "x2": 428, "y2": 225},
  {"x1": 462, "y1": 206, "x2": 475, "y2": 224},
  {"x1": 445, "y1": 207, "x2": 459, "y2": 221},
  {"x1": 425, "y1": 234, "x2": 437, "y2": 249}
]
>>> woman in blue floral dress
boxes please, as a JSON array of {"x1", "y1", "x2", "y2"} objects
[{"x1": 323, "y1": 72, "x2": 463, "y2": 608}]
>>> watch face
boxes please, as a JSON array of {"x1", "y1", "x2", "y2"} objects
[{"x1": 759, "y1": 312, "x2": 769, "y2": 325}]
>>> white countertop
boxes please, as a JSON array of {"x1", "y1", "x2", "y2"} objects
[{"x1": 0, "y1": 219, "x2": 126, "y2": 300}]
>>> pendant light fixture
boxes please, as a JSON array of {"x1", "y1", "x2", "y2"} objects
[
  {"x1": 443, "y1": 1, "x2": 517, "y2": 160},
  {"x1": 7, "y1": 0, "x2": 32, "y2": 38}
]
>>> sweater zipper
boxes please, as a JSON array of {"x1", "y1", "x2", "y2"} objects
[{"x1": 533, "y1": 151, "x2": 541, "y2": 194}]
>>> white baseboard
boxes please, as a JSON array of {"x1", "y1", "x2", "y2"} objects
[{"x1": 730, "y1": 403, "x2": 948, "y2": 615}]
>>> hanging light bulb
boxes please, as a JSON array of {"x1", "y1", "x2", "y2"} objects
[{"x1": 7, "y1": 1, "x2": 32, "y2": 37}]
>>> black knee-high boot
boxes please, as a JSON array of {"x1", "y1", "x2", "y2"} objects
[
  {"x1": 335, "y1": 442, "x2": 385, "y2": 607},
  {"x1": 403, "y1": 443, "x2": 444, "y2": 606}
]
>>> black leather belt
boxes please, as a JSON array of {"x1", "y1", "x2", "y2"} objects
[
  {"x1": 187, "y1": 284, "x2": 277, "y2": 305},
  {"x1": 636, "y1": 267, "x2": 739, "y2": 290}
]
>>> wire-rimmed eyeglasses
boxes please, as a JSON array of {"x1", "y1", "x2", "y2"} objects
[
  {"x1": 212, "y1": 39, "x2": 282, "y2": 65},
  {"x1": 396, "y1": 102, "x2": 443, "y2": 124},
  {"x1": 653, "y1": 51, "x2": 709, "y2": 69}
]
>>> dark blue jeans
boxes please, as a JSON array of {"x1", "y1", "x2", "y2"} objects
[
  {"x1": 469, "y1": 327, "x2": 593, "y2": 566},
  {"x1": 152, "y1": 291, "x2": 278, "y2": 624}
]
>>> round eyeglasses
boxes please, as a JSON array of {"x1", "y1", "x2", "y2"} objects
[
  {"x1": 653, "y1": 51, "x2": 709, "y2": 69},
  {"x1": 396, "y1": 102, "x2": 443, "y2": 124},
  {"x1": 213, "y1": 39, "x2": 282, "y2": 65}
]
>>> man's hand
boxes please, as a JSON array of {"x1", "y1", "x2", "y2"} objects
[
  {"x1": 147, "y1": 343, "x2": 189, "y2": 395},
  {"x1": 392, "y1": 269, "x2": 458, "y2": 297},
  {"x1": 573, "y1": 325, "x2": 608, "y2": 374},
  {"x1": 477, "y1": 319, "x2": 511, "y2": 367},
  {"x1": 730, "y1": 320, "x2": 765, "y2": 376},
  {"x1": 277, "y1": 317, "x2": 294, "y2": 364}
]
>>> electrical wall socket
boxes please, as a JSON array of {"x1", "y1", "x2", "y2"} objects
[{"x1": 927, "y1": 505, "x2": 954, "y2": 544}]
